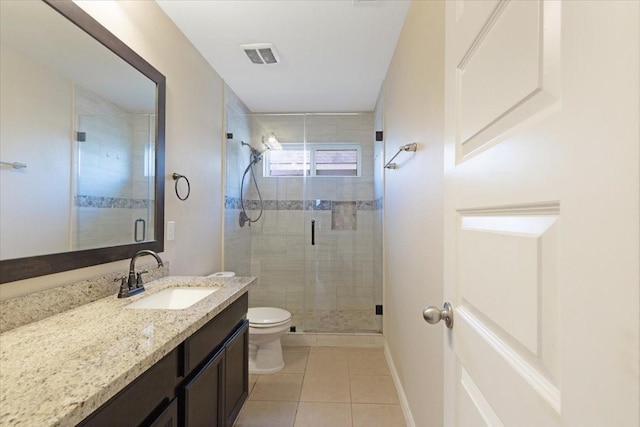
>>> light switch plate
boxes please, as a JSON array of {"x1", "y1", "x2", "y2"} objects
[{"x1": 167, "y1": 221, "x2": 175, "y2": 241}]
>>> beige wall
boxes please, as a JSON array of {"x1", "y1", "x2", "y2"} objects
[
  {"x1": 382, "y1": 1, "x2": 445, "y2": 426},
  {"x1": 1, "y1": 1, "x2": 224, "y2": 299}
]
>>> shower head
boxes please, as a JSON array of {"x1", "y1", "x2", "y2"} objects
[
  {"x1": 254, "y1": 144, "x2": 269, "y2": 156},
  {"x1": 262, "y1": 132, "x2": 282, "y2": 151},
  {"x1": 240, "y1": 140, "x2": 267, "y2": 166},
  {"x1": 240, "y1": 133, "x2": 281, "y2": 164}
]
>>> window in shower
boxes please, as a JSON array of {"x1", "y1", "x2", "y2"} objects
[
  {"x1": 265, "y1": 145, "x2": 310, "y2": 176},
  {"x1": 264, "y1": 143, "x2": 361, "y2": 177}
]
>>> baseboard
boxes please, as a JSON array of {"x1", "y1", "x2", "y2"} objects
[
  {"x1": 384, "y1": 339, "x2": 416, "y2": 427},
  {"x1": 282, "y1": 332, "x2": 383, "y2": 348}
]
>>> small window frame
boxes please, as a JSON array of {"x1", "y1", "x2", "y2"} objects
[{"x1": 264, "y1": 142, "x2": 362, "y2": 178}]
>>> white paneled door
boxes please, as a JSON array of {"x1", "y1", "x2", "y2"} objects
[{"x1": 442, "y1": 1, "x2": 639, "y2": 426}]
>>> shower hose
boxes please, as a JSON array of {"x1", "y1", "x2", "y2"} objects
[{"x1": 240, "y1": 157, "x2": 264, "y2": 225}]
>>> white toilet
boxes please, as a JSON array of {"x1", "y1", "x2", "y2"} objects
[
  {"x1": 247, "y1": 307, "x2": 292, "y2": 374},
  {"x1": 208, "y1": 272, "x2": 292, "y2": 374}
]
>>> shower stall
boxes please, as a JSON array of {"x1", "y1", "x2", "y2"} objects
[{"x1": 224, "y1": 96, "x2": 384, "y2": 334}]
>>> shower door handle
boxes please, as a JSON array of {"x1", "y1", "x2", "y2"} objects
[
  {"x1": 311, "y1": 220, "x2": 315, "y2": 246},
  {"x1": 134, "y1": 218, "x2": 146, "y2": 242}
]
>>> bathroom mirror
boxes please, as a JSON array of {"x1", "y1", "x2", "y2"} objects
[{"x1": 0, "y1": 0, "x2": 165, "y2": 284}]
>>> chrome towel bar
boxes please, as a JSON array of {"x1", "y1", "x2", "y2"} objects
[
  {"x1": 384, "y1": 143, "x2": 417, "y2": 169},
  {"x1": 0, "y1": 161, "x2": 27, "y2": 169}
]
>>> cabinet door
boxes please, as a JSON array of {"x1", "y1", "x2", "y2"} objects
[
  {"x1": 149, "y1": 398, "x2": 178, "y2": 427},
  {"x1": 224, "y1": 320, "x2": 249, "y2": 427},
  {"x1": 183, "y1": 348, "x2": 225, "y2": 427}
]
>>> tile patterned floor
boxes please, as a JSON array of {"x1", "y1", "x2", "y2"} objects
[{"x1": 234, "y1": 346, "x2": 407, "y2": 427}]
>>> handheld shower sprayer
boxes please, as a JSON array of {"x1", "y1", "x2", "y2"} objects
[
  {"x1": 238, "y1": 139, "x2": 266, "y2": 227},
  {"x1": 240, "y1": 132, "x2": 282, "y2": 166},
  {"x1": 238, "y1": 133, "x2": 281, "y2": 227},
  {"x1": 240, "y1": 140, "x2": 266, "y2": 164}
]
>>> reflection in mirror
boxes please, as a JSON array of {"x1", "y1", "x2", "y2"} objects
[
  {"x1": 73, "y1": 86, "x2": 156, "y2": 251},
  {"x1": 0, "y1": 0, "x2": 165, "y2": 283}
]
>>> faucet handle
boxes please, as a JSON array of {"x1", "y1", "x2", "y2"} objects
[
  {"x1": 136, "y1": 270, "x2": 149, "y2": 288},
  {"x1": 116, "y1": 277, "x2": 129, "y2": 298}
]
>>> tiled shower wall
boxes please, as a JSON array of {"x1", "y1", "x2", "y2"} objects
[{"x1": 224, "y1": 89, "x2": 383, "y2": 333}]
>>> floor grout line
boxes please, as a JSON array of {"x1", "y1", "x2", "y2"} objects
[{"x1": 240, "y1": 345, "x2": 404, "y2": 426}]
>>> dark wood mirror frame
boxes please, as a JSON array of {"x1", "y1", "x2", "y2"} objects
[{"x1": 0, "y1": 0, "x2": 165, "y2": 284}]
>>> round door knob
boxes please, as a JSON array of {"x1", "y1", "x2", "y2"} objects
[{"x1": 422, "y1": 302, "x2": 453, "y2": 329}]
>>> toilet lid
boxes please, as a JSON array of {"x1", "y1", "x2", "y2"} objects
[{"x1": 248, "y1": 307, "x2": 292, "y2": 327}]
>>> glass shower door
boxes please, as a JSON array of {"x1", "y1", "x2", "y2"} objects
[
  {"x1": 224, "y1": 110, "x2": 382, "y2": 334},
  {"x1": 235, "y1": 114, "x2": 308, "y2": 330},
  {"x1": 302, "y1": 113, "x2": 382, "y2": 333}
]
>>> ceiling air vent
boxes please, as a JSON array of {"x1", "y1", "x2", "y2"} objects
[{"x1": 240, "y1": 43, "x2": 280, "y2": 65}]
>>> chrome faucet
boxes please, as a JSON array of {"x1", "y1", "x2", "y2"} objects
[{"x1": 117, "y1": 250, "x2": 164, "y2": 298}]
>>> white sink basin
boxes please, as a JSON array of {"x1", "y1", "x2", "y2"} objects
[{"x1": 126, "y1": 287, "x2": 218, "y2": 310}]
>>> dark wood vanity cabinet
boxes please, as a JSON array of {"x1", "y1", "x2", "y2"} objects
[
  {"x1": 182, "y1": 294, "x2": 249, "y2": 427},
  {"x1": 182, "y1": 321, "x2": 249, "y2": 427},
  {"x1": 79, "y1": 293, "x2": 248, "y2": 427}
]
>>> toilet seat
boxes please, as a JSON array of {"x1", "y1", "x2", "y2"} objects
[{"x1": 248, "y1": 307, "x2": 292, "y2": 328}]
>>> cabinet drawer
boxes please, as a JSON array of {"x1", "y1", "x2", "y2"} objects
[{"x1": 183, "y1": 293, "x2": 247, "y2": 375}]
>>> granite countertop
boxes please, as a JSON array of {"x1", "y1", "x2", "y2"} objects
[{"x1": 0, "y1": 276, "x2": 255, "y2": 427}]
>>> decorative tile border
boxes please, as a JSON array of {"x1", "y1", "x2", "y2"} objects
[
  {"x1": 225, "y1": 196, "x2": 383, "y2": 211},
  {"x1": 74, "y1": 195, "x2": 151, "y2": 209}
]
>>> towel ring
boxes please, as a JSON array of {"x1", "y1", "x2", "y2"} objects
[{"x1": 172, "y1": 173, "x2": 191, "y2": 201}]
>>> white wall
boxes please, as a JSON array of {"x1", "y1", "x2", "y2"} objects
[
  {"x1": 0, "y1": 0, "x2": 224, "y2": 299},
  {"x1": 382, "y1": 1, "x2": 445, "y2": 426}
]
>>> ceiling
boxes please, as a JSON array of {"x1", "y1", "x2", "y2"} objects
[{"x1": 156, "y1": 0, "x2": 411, "y2": 113}]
